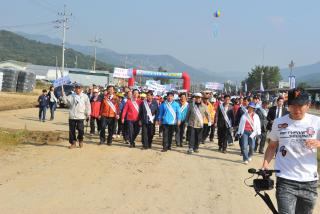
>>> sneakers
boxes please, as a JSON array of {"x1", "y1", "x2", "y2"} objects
[
  {"x1": 79, "y1": 141, "x2": 83, "y2": 148},
  {"x1": 248, "y1": 158, "x2": 252, "y2": 162},
  {"x1": 68, "y1": 143, "x2": 77, "y2": 149},
  {"x1": 187, "y1": 148, "x2": 193, "y2": 154},
  {"x1": 194, "y1": 149, "x2": 199, "y2": 153},
  {"x1": 243, "y1": 160, "x2": 249, "y2": 165}
]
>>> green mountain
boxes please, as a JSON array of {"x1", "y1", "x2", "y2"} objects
[{"x1": 0, "y1": 30, "x2": 114, "y2": 71}]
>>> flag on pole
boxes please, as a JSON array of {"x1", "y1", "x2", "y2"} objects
[{"x1": 260, "y1": 80, "x2": 265, "y2": 92}]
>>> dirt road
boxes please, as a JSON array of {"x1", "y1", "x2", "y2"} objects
[{"x1": 0, "y1": 108, "x2": 319, "y2": 214}]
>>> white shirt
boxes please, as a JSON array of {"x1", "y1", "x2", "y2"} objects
[{"x1": 269, "y1": 113, "x2": 320, "y2": 182}]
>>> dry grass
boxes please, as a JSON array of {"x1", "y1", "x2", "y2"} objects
[
  {"x1": 0, "y1": 128, "x2": 66, "y2": 154},
  {"x1": 0, "y1": 92, "x2": 39, "y2": 111}
]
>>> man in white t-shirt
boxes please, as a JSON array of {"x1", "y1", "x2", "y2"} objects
[{"x1": 262, "y1": 88, "x2": 320, "y2": 214}]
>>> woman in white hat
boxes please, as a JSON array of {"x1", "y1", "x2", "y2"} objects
[{"x1": 237, "y1": 102, "x2": 261, "y2": 164}]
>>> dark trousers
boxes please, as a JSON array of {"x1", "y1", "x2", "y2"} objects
[
  {"x1": 276, "y1": 177, "x2": 318, "y2": 214},
  {"x1": 117, "y1": 118, "x2": 123, "y2": 135},
  {"x1": 100, "y1": 116, "x2": 116, "y2": 144},
  {"x1": 186, "y1": 126, "x2": 191, "y2": 142},
  {"x1": 202, "y1": 124, "x2": 210, "y2": 143},
  {"x1": 127, "y1": 120, "x2": 140, "y2": 146},
  {"x1": 209, "y1": 125, "x2": 215, "y2": 141},
  {"x1": 69, "y1": 119, "x2": 84, "y2": 144},
  {"x1": 39, "y1": 106, "x2": 47, "y2": 121},
  {"x1": 175, "y1": 121, "x2": 186, "y2": 146},
  {"x1": 254, "y1": 131, "x2": 267, "y2": 153},
  {"x1": 189, "y1": 127, "x2": 203, "y2": 151},
  {"x1": 162, "y1": 124, "x2": 175, "y2": 150},
  {"x1": 49, "y1": 102, "x2": 56, "y2": 120},
  {"x1": 122, "y1": 120, "x2": 129, "y2": 141},
  {"x1": 90, "y1": 117, "x2": 101, "y2": 134},
  {"x1": 217, "y1": 127, "x2": 231, "y2": 151},
  {"x1": 142, "y1": 123, "x2": 155, "y2": 148}
]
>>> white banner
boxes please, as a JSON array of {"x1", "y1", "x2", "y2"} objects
[
  {"x1": 205, "y1": 82, "x2": 224, "y2": 90},
  {"x1": 279, "y1": 81, "x2": 290, "y2": 89},
  {"x1": 113, "y1": 67, "x2": 132, "y2": 79},
  {"x1": 289, "y1": 76, "x2": 296, "y2": 89}
]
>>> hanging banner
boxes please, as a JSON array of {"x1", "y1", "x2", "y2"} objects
[
  {"x1": 205, "y1": 82, "x2": 224, "y2": 90},
  {"x1": 136, "y1": 70, "x2": 182, "y2": 79},
  {"x1": 113, "y1": 67, "x2": 132, "y2": 79},
  {"x1": 289, "y1": 76, "x2": 296, "y2": 89},
  {"x1": 53, "y1": 76, "x2": 71, "y2": 87}
]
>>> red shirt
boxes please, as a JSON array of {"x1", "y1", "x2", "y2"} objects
[
  {"x1": 233, "y1": 104, "x2": 240, "y2": 117},
  {"x1": 90, "y1": 97, "x2": 101, "y2": 118},
  {"x1": 122, "y1": 98, "x2": 142, "y2": 121},
  {"x1": 244, "y1": 113, "x2": 254, "y2": 132}
]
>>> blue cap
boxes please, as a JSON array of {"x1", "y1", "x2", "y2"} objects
[{"x1": 248, "y1": 102, "x2": 256, "y2": 109}]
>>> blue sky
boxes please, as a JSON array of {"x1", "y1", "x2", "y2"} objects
[{"x1": 1, "y1": 0, "x2": 320, "y2": 75}]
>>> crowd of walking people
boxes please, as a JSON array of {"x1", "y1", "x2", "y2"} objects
[{"x1": 37, "y1": 83, "x2": 293, "y2": 164}]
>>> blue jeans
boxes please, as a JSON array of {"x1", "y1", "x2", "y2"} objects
[
  {"x1": 276, "y1": 177, "x2": 318, "y2": 214},
  {"x1": 241, "y1": 130, "x2": 255, "y2": 161},
  {"x1": 49, "y1": 102, "x2": 56, "y2": 120},
  {"x1": 39, "y1": 106, "x2": 47, "y2": 121}
]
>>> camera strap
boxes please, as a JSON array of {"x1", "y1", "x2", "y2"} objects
[{"x1": 255, "y1": 191, "x2": 278, "y2": 214}]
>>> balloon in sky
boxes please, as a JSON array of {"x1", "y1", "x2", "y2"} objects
[{"x1": 214, "y1": 10, "x2": 221, "y2": 18}]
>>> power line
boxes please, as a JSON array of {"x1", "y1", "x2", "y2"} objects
[
  {"x1": 28, "y1": 0, "x2": 59, "y2": 14},
  {"x1": 90, "y1": 35, "x2": 102, "y2": 71},
  {"x1": 55, "y1": 5, "x2": 72, "y2": 76}
]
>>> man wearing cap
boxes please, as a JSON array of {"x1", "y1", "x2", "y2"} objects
[
  {"x1": 262, "y1": 88, "x2": 320, "y2": 214},
  {"x1": 186, "y1": 93, "x2": 211, "y2": 154},
  {"x1": 201, "y1": 91, "x2": 214, "y2": 144},
  {"x1": 139, "y1": 90, "x2": 159, "y2": 149},
  {"x1": 175, "y1": 93, "x2": 189, "y2": 147},
  {"x1": 99, "y1": 85, "x2": 120, "y2": 145},
  {"x1": 215, "y1": 94, "x2": 234, "y2": 153},
  {"x1": 158, "y1": 92, "x2": 181, "y2": 152},
  {"x1": 62, "y1": 84, "x2": 91, "y2": 149},
  {"x1": 89, "y1": 88, "x2": 102, "y2": 135},
  {"x1": 237, "y1": 102, "x2": 261, "y2": 164},
  {"x1": 122, "y1": 89, "x2": 142, "y2": 148}
]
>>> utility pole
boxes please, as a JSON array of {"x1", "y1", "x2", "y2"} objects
[
  {"x1": 55, "y1": 5, "x2": 72, "y2": 77},
  {"x1": 54, "y1": 56, "x2": 58, "y2": 79},
  {"x1": 74, "y1": 55, "x2": 78, "y2": 68},
  {"x1": 124, "y1": 55, "x2": 128, "y2": 69},
  {"x1": 90, "y1": 35, "x2": 102, "y2": 71},
  {"x1": 288, "y1": 60, "x2": 295, "y2": 89}
]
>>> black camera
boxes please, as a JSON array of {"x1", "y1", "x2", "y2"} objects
[
  {"x1": 248, "y1": 168, "x2": 280, "y2": 192},
  {"x1": 246, "y1": 168, "x2": 280, "y2": 214}
]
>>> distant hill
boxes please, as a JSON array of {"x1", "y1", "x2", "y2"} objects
[
  {"x1": 18, "y1": 31, "x2": 244, "y2": 83},
  {"x1": 280, "y1": 62, "x2": 320, "y2": 87},
  {"x1": 0, "y1": 30, "x2": 114, "y2": 71}
]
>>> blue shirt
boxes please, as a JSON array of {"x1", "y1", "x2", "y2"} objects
[
  {"x1": 179, "y1": 102, "x2": 189, "y2": 122},
  {"x1": 158, "y1": 101, "x2": 181, "y2": 125},
  {"x1": 38, "y1": 94, "x2": 49, "y2": 107}
]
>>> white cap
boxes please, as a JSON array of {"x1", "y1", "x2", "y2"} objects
[{"x1": 193, "y1": 93, "x2": 203, "y2": 98}]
